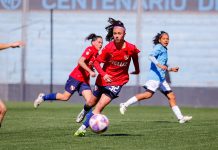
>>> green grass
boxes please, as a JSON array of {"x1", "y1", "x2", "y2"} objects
[{"x1": 0, "y1": 102, "x2": 218, "y2": 150}]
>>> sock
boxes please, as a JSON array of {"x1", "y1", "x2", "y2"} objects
[
  {"x1": 83, "y1": 111, "x2": 94, "y2": 128},
  {"x1": 124, "y1": 96, "x2": 138, "y2": 107},
  {"x1": 172, "y1": 105, "x2": 183, "y2": 120},
  {"x1": 78, "y1": 124, "x2": 87, "y2": 131},
  {"x1": 43, "y1": 93, "x2": 57, "y2": 101},
  {"x1": 84, "y1": 104, "x2": 92, "y2": 112}
]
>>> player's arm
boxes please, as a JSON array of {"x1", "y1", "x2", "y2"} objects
[
  {"x1": 78, "y1": 56, "x2": 96, "y2": 77},
  {"x1": 94, "y1": 48, "x2": 112, "y2": 83},
  {"x1": 148, "y1": 55, "x2": 168, "y2": 70},
  {"x1": 168, "y1": 67, "x2": 179, "y2": 72},
  {"x1": 0, "y1": 41, "x2": 24, "y2": 51},
  {"x1": 130, "y1": 53, "x2": 140, "y2": 74}
]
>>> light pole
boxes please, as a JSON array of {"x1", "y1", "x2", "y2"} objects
[{"x1": 21, "y1": 0, "x2": 29, "y2": 101}]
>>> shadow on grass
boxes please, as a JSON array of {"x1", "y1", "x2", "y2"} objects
[
  {"x1": 100, "y1": 133, "x2": 143, "y2": 137},
  {"x1": 153, "y1": 120, "x2": 174, "y2": 123}
]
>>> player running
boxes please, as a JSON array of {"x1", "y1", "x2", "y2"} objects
[
  {"x1": 34, "y1": 33, "x2": 103, "y2": 108},
  {"x1": 74, "y1": 18, "x2": 140, "y2": 136},
  {"x1": 0, "y1": 41, "x2": 24, "y2": 128},
  {"x1": 120, "y1": 31, "x2": 192, "y2": 124}
]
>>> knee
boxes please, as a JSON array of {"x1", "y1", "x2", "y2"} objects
[
  {"x1": 168, "y1": 94, "x2": 176, "y2": 101},
  {"x1": 1, "y1": 106, "x2": 7, "y2": 114},
  {"x1": 86, "y1": 100, "x2": 96, "y2": 107},
  {"x1": 3, "y1": 107, "x2": 7, "y2": 114},
  {"x1": 86, "y1": 97, "x2": 97, "y2": 107}
]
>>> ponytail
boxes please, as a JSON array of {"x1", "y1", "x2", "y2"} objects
[
  {"x1": 105, "y1": 18, "x2": 125, "y2": 42},
  {"x1": 85, "y1": 33, "x2": 102, "y2": 42}
]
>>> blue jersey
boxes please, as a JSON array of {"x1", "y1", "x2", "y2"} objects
[{"x1": 148, "y1": 44, "x2": 168, "y2": 81}]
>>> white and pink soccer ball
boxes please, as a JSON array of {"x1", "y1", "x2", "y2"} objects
[{"x1": 89, "y1": 114, "x2": 109, "y2": 134}]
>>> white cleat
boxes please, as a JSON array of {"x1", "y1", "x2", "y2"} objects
[
  {"x1": 120, "y1": 103, "x2": 127, "y2": 115},
  {"x1": 34, "y1": 93, "x2": 45, "y2": 108},
  {"x1": 179, "y1": 116, "x2": 192, "y2": 124},
  {"x1": 76, "y1": 109, "x2": 87, "y2": 123}
]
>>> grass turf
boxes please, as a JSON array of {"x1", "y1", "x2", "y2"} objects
[{"x1": 0, "y1": 102, "x2": 218, "y2": 150}]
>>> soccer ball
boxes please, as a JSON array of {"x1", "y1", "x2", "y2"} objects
[{"x1": 89, "y1": 114, "x2": 109, "y2": 134}]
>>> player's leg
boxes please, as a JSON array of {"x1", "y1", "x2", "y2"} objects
[
  {"x1": 166, "y1": 92, "x2": 192, "y2": 123},
  {"x1": 74, "y1": 85, "x2": 102, "y2": 136},
  {"x1": 34, "y1": 91, "x2": 72, "y2": 108},
  {"x1": 34, "y1": 77, "x2": 78, "y2": 108},
  {"x1": 82, "y1": 94, "x2": 111, "y2": 129},
  {"x1": 0, "y1": 100, "x2": 7, "y2": 127},
  {"x1": 76, "y1": 89, "x2": 98, "y2": 123},
  {"x1": 74, "y1": 85, "x2": 119, "y2": 136},
  {"x1": 76, "y1": 84, "x2": 100, "y2": 123},
  {"x1": 160, "y1": 81, "x2": 192, "y2": 123},
  {"x1": 120, "y1": 80, "x2": 158, "y2": 115},
  {"x1": 74, "y1": 94, "x2": 111, "y2": 137}
]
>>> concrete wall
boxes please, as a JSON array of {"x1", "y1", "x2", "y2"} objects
[{"x1": 1, "y1": 84, "x2": 218, "y2": 107}]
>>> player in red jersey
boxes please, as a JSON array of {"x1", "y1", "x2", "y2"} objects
[
  {"x1": 33, "y1": 33, "x2": 103, "y2": 108},
  {"x1": 74, "y1": 18, "x2": 140, "y2": 136},
  {"x1": 0, "y1": 41, "x2": 24, "y2": 128}
]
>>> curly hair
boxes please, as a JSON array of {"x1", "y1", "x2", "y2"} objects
[
  {"x1": 153, "y1": 31, "x2": 169, "y2": 45},
  {"x1": 105, "y1": 18, "x2": 125, "y2": 42}
]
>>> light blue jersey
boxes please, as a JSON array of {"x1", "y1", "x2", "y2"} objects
[{"x1": 148, "y1": 44, "x2": 168, "y2": 82}]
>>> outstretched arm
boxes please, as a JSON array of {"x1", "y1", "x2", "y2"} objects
[
  {"x1": 0, "y1": 41, "x2": 24, "y2": 51},
  {"x1": 168, "y1": 67, "x2": 179, "y2": 72}
]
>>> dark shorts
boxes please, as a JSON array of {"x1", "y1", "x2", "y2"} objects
[
  {"x1": 65, "y1": 77, "x2": 91, "y2": 96},
  {"x1": 93, "y1": 84, "x2": 122, "y2": 100}
]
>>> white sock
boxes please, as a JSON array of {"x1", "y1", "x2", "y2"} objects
[
  {"x1": 79, "y1": 124, "x2": 87, "y2": 131},
  {"x1": 172, "y1": 105, "x2": 183, "y2": 120},
  {"x1": 124, "y1": 96, "x2": 138, "y2": 107}
]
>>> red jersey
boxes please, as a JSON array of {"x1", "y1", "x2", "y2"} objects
[
  {"x1": 70, "y1": 46, "x2": 98, "y2": 84},
  {"x1": 94, "y1": 41, "x2": 140, "y2": 86}
]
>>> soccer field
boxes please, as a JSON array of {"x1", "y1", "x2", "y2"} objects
[{"x1": 0, "y1": 102, "x2": 218, "y2": 150}]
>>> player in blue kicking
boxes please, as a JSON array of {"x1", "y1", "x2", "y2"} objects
[{"x1": 120, "y1": 31, "x2": 192, "y2": 124}]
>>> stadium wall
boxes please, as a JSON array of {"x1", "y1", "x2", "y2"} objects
[{"x1": 0, "y1": 84, "x2": 218, "y2": 107}]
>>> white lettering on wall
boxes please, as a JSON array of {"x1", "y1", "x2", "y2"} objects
[
  {"x1": 0, "y1": 0, "x2": 217, "y2": 12},
  {"x1": 199, "y1": 0, "x2": 214, "y2": 11},
  {"x1": 171, "y1": 0, "x2": 187, "y2": 11},
  {"x1": 57, "y1": 0, "x2": 70, "y2": 10},
  {"x1": 102, "y1": 0, "x2": 114, "y2": 10},
  {"x1": 42, "y1": 0, "x2": 56, "y2": 9},
  {"x1": 92, "y1": 0, "x2": 97, "y2": 9},
  {"x1": 149, "y1": 0, "x2": 163, "y2": 11},
  {"x1": 72, "y1": 0, "x2": 86, "y2": 10},
  {"x1": 0, "y1": 0, "x2": 21, "y2": 10},
  {"x1": 116, "y1": 0, "x2": 132, "y2": 10}
]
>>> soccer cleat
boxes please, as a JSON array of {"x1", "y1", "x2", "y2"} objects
[
  {"x1": 34, "y1": 93, "x2": 45, "y2": 108},
  {"x1": 179, "y1": 116, "x2": 192, "y2": 124},
  {"x1": 76, "y1": 109, "x2": 88, "y2": 123},
  {"x1": 74, "y1": 129, "x2": 86, "y2": 137},
  {"x1": 119, "y1": 103, "x2": 127, "y2": 115}
]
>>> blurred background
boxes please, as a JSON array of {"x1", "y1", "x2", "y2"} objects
[{"x1": 0, "y1": 0, "x2": 218, "y2": 107}]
